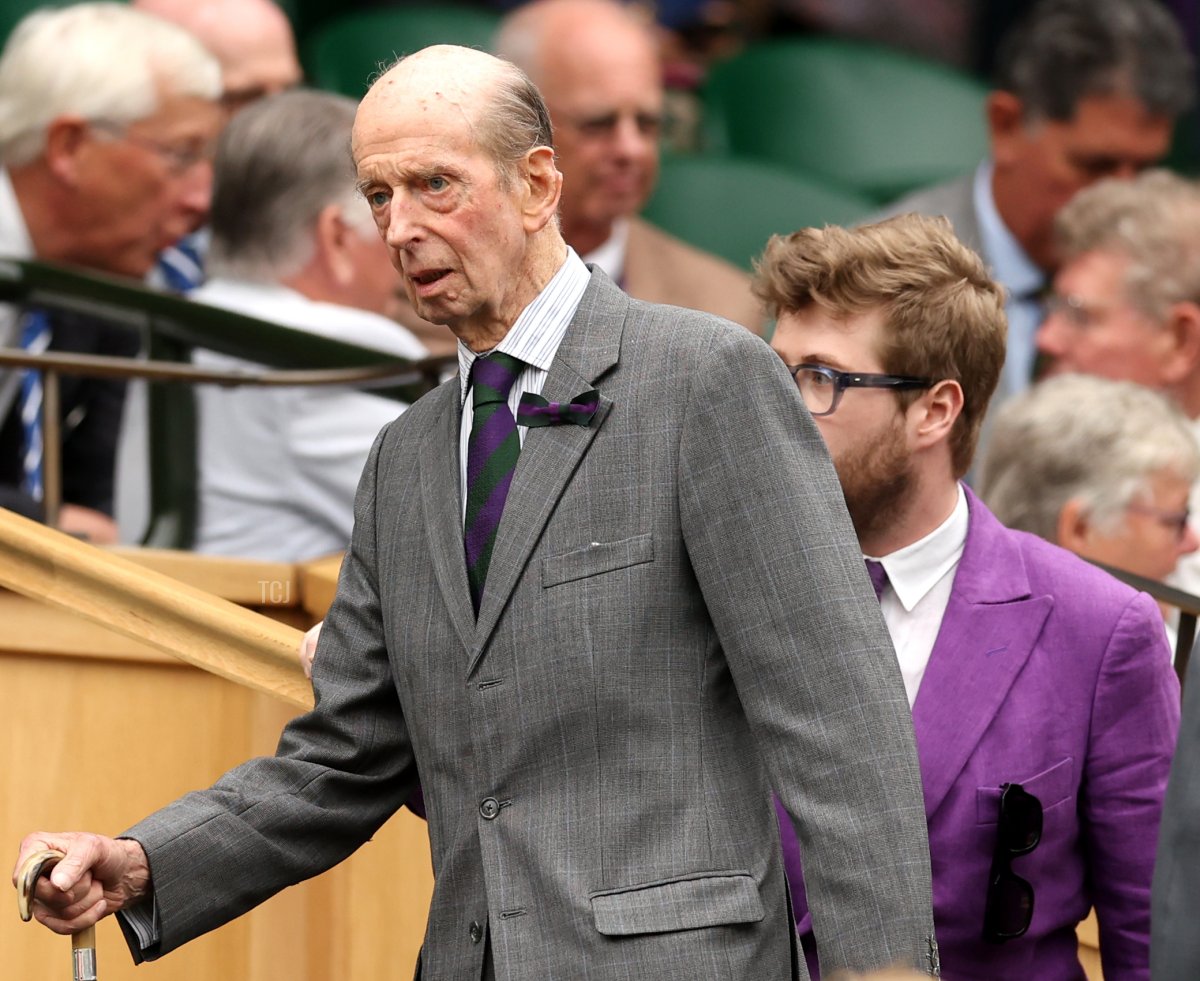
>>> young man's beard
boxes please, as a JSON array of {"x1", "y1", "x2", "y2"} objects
[{"x1": 836, "y1": 418, "x2": 916, "y2": 547}]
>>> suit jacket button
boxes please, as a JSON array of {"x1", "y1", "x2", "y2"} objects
[
  {"x1": 469, "y1": 920, "x2": 483, "y2": 944},
  {"x1": 479, "y1": 797, "x2": 500, "y2": 820}
]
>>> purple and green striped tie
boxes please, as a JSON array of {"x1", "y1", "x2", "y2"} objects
[{"x1": 465, "y1": 352, "x2": 525, "y2": 614}]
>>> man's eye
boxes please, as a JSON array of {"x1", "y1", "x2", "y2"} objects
[
  {"x1": 427, "y1": 176, "x2": 449, "y2": 191},
  {"x1": 368, "y1": 191, "x2": 389, "y2": 208}
]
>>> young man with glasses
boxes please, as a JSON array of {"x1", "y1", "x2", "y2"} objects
[{"x1": 755, "y1": 213, "x2": 1179, "y2": 980}]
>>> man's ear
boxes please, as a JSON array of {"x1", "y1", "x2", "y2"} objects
[
  {"x1": 1056, "y1": 497, "x2": 1093, "y2": 553},
  {"x1": 910, "y1": 378, "x2": 963, "y2": 450},
  {"x1": 986, "y1": 91, "x2": 1027, "y2": 168},
  {"x1": 314, "y1": 203, "x2": 354, "y2": 285},
  {"x1": 520, "y1": 146, "x2": 562, "y2": 232},
  {"x1": 42, "y1": 115, "x2": 90, "y2": 185},
  {"x1": 1158, "y1": 300, "x2": 1200, "y2": 386}
]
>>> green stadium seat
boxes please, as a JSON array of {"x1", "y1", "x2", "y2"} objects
[
  {"x1": 640, "y1": 153, "x2": 875, "y2": 272},
  {"x1": 702, "y1": 38, "x2": 989, "y2": 204},
  {"x1": 303, "y1": 5, "x2": 501, "y2": 98}
]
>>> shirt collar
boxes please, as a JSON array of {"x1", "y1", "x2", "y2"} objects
[
  {"x1": 581, "y1": 218, "x2": 629, "y2": 284},
  {"x1": 866, "y1": 483, "x2": 969, "y2": 612},
  {"x1": 457, "y1": 247, "x2": 591, "y2": 403},
  {"x1": 972, "y1": 160, "x2": 1044, "y2": 301},
  {"x1": 0, "y1": 168, "x2": 35, "y2": 260}
]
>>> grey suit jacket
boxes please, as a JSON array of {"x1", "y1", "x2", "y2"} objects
[
  {"x1": 123, "y1": 270, "x2": 937, "y2": 980},
  {"x1": 1152, "y1": 647, "x2": 1200, "y2": 981},
  {"x1": 872, "y1": 173, "x2": 981, "y2": 256}
]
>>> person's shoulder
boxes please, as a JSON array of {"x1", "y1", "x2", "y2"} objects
[
  {"x1": 624, "y1": 218, "x2": 762, "y2": 331},
  {"x1": 868, "y1": 172, "x2": 976, "y2": 226},
  {"x1": 990, "y1": 514, "x2": 1156, "y2": 620}
]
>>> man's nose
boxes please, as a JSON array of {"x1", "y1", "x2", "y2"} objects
[
  {"x1": 1035, "y1": 314, "x2": 1068, "y2": 358},
  {"x1": 1180, "y1": 522, "x2": 1200, "y2": 556},
  {"x1": 612, "y1": 114, "x2": 653, "y2": 160},
  {"x1": 174, "y1": 160, "x2": 213, "y2": 218},
  {"x1": 384, "y1": 193, "x2": 424, "y2": 249}
]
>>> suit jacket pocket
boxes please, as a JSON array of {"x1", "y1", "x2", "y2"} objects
[
  {"x1": 590, "y1": 870, "x2": 765, "y2": 936},
  {"x1": 542, "y1": 533, "x2": 654, "y2": 587},
  {"x1": 975, "y1": 756, "x2": 1075, "y2": 823}
]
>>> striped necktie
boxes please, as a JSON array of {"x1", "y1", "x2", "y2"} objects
[
  {"x1": 865, "y1": 559, "x2": 889, "y2": 601},
  {"x1": 157, "y1": 233, "x2": 205, "y2": 293},
  {"x1": 464, "y1": 352, "x2": 524, "y2": 614},
  {"x1": 17, "y1": 309, "x2": 51, "y2": 501}
]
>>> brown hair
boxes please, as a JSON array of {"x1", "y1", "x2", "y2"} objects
[{"x1": 753, "y1": 214, "x2": 1007, "y2": 476}]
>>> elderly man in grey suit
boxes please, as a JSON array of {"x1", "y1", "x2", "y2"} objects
[
  {"x1": 879, "y1": 0, "x2": 1192, "y2": 423},
  {"x1": 14, "y1": 45, "x2": 938, "y2": 980}
]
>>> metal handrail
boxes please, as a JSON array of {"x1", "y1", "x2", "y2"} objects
[{"x1": 0, "y1": 345, "x2": 454, "y2": 530}]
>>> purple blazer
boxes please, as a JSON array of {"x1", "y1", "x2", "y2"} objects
[{"x1": 778, "y1": 488, "x2": 1180, "y2": 980}]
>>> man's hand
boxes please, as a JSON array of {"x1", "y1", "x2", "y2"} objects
[
  {"x1": 299, "y1": 621, "x2": 323, "y2": 679},
  {"x1": 13, "y1": 833, "x2": 151, "y2": 934}
]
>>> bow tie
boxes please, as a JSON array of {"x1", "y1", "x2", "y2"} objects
[{"x1": 517, "y1": 390, "x2": 599, "y2": 428}]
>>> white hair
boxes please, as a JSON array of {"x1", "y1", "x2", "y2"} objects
[
  {"x1": 0, "y1": 2, "x2": 222, "y2": 166},
  {"x1": 978, "y1": 373, "x2": 1200, "y2": 541}
]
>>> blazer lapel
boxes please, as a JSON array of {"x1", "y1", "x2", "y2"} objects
[
  {"x1": 911, "y1": 490, "x2": 1053, "y2": 820},
  {"x1": 419, "y1": 381, "x2": 476, "y2": 654},
  {"x1": 468, "y1": 270, "x2": 624, "y2": 672}
]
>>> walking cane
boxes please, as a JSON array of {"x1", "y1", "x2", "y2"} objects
[{"x1": 16, "y1": 848, "x2": 97, "y2": 981}]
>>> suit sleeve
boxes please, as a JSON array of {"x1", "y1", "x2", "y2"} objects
[
  {"x1": 1152, "y1": 634, "x2": 1200, "y2": 981},
  {"x1": 120, "y1": 425, "x2": 420, "y2": 960},
  {"x1": 1085, "y1": 591, "x2": 1179, "y2": 978},
  {"x1": 676, "y1": 327, "x2": 937, "y2": 975}
]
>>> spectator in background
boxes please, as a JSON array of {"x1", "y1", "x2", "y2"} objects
[
  {"x1": 758, "y1": 213, "x2": 1179, "y2": 981},
  {"x1": 391, "y1": 0, "x2": 760, "y2": 352},
  {"x1": 135, "y1": 0, "x2": 302, "y2": 116},
  {"x1": 0, "y1": 3, "x2": 222, "y2": 541},
  {"x1": 133, "y1": 0, "x2": 303, "y2": 290},
  {"x1": 1034, "y1": 169, "x2": 1200, "y2": 595},
  {"x1": 978, "y1": 373, "x2": 1200, "y2": 628},
  {"x1": 879, "y1": 0, "x2": 1193, "y2": 432},
  {"x1": 188, "y1": 89, "x2": 426, "y2": 562}
]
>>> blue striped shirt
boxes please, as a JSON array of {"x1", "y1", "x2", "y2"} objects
[{"x1": 457, "y1": 248, "x2": 591, "y2": 513}]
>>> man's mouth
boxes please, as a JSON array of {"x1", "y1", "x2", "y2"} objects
[{"x1": 410, "y1": 268, "x2": 450, "y2": 288}]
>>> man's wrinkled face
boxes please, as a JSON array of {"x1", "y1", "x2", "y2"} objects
[
  {"x1": 1036, "y1": 249, "x2": 1174, "y2": 386},
  {"x1": 993, "y1": 92, "x2": 1172, "y2": 271},
  {"x1": 353, "y1": 83, "x2": 532, "y2": 337},
  {"x1": 73, "y1": 91, "x2": 223, "y2": 276},
  {"x1": 771, "y1": 307, "x2": 918, "y2": 545}
]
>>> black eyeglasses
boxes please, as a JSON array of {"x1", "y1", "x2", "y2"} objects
[
  {"x1": 983, "y1": 782, "x2": 1043, "y2": 943},
  {"x1": 785, "y1": 363, "x2": 934, "y2": 417}
]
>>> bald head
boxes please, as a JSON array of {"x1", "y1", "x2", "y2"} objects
[
  {"x1": 495, "y1": 0, "x2": 658, "y2": 85},
  {"x1": 358, "y1": 45, "x2": 553, "y2": 185},
  {"x1": 494, "y1": 0, "x2": 663, "y2": 254},
  {"x1": 134, "y1": 0, "x2": 301, "y2": 111}
]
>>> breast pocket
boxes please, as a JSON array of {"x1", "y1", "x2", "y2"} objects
[
  {"x1": 541, "y1": 533, "x2": 654, "y2": 587},
  {"x1": 975, "y1": 757, "x2": 1075, "y2": 824},
  {"x1": 590, "y1": 870, "x2": 765, "y2": 937}
]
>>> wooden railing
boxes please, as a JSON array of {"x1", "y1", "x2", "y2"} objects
[{"x1": 0, "y1": 506, "x2": 312, "y2": 707}]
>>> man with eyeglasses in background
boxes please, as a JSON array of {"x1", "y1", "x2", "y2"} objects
[
  {"x1": 1034, "y1": 169, "x2": 1200, "y2": 601},
  {"x1": 0, "y1": 3, "x2": 223, "y2": 542},
  {"x1": 755, "y1": 213, "x2": 1178, "y2": 980}
]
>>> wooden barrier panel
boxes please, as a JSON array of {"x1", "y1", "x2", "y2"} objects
[{"x1": 2, "y1": 547, "x2": 432, "y2": 981}]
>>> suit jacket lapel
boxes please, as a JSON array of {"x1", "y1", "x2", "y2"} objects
[
  {"x1": 419, "y1": 381, "x2": 476, "y2": 653},
  {"x1": 911, "y1": 489, "x2": 1052, "y2": 820},
  {"x1": 468, "y1": 270, "x2": 624, "y2": 672}
]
